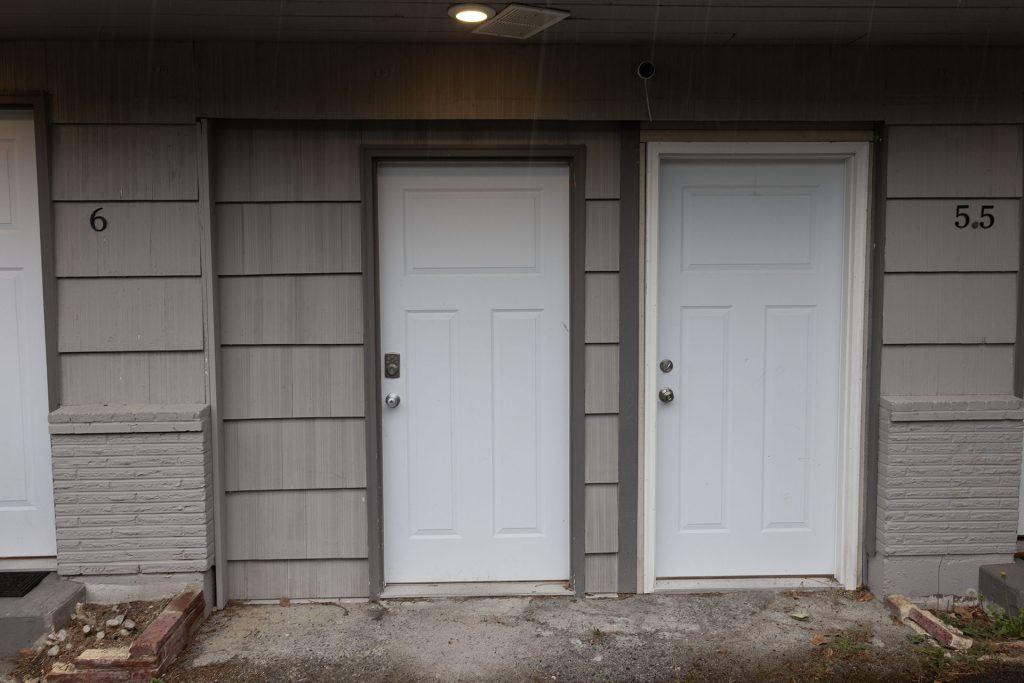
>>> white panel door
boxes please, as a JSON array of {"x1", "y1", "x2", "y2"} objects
[
  {"x1": 655, "y1": 159, "x2": 846, "y2": 578},
  {"x1": 379, "y1": 162, "x2": 570, "y2": 584},
  {"x1": 0, "y1": 111, "x2": 55, "y2": 558}
]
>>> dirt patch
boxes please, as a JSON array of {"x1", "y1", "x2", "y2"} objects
[
  {"x1": 901, "y1": 604, "x2": 1024, "y2": 681},
  {"x1": 10, "y1": 598, "x2": 170, "y2": 682}
]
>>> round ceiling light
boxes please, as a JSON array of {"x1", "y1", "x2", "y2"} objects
[{"x1": 448, "y1": 3, "x2": 495, "y2": 23}]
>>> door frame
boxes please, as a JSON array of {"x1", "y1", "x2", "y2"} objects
[
  {"x1": 361, "y1": 146, "x2": 588, "y2": 598},
  {"x1": 641, "y1": 141, "x2": 872, "y2": 592},
  {"x1": 0, "y1": 93, "x2": 59, "y2": 569}
]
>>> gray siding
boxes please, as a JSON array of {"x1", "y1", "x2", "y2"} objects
[
  {"x1": 52, "y1": 125, "x2": 198, "y2": 200},
  {"x1": 214, "y1": 156, "x2": 370, "y2": 596},
  {"x1": 219, "y1": 275, "x2": 363, "y2": 345},
  {"x1": 886, "y1": 126, "x2": 1023, "y2": 198},
  {"x1": 215, "y1": 121, "x2": 621, "y2": 597},
  {"x1": 60, "y1": 352, "x2": 206, "y2": 405},
  {"x1": 216, "y1": 203, "x2": 362, "y2": 275},
  {"x1": 226, "y1": 559, "x2": 369, "y2": 601},
  {"x1": 55, "y1": 202, "x2": 201, "y2": 277},
  {"x1": 884, "y1": 200, "x2": 1020, "y2": 273},
  {"x1": 57, "y1": 278, "x2": 204, "y2": 352},
  {"x1": 51, "y1": 122, "x2": 205, "y2": 405},
  {"x1": 881, "y1": 125, "x2": 1023, "y2": 396}
]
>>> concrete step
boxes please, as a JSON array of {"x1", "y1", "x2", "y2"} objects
[
  {"x1": 978, "y1": 561, "x2": 1024, "y2": 617},
  {"x1": 0, "y1": 573, "x2": 84, "y2": 656}
]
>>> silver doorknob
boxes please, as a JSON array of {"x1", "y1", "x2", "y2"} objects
[
  {"x1": 658, "y1": 388, "x2": 674, "y2": 403},
  {"x1": 384, "y1": 393, "x2": 401, "y2": 408}
]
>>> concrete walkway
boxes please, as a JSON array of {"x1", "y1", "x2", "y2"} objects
[{"x1": 158, "y1": 590, "x2": 1024, "y2": 681}]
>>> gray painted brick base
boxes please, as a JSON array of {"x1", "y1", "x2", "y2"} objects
[
  {"x1": 870, "y1": 396, "x2": 1023, "y2": 598},
  {"x1": 49, "y1": 404, "x2": 214, "y2": 577}
]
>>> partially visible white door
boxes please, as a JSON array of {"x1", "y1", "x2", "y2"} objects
[
  {"x1": 0, "y1": 111, "x2": 55, "y2": 558},
  {"x1": 379, "y1": 162, "x2": 570, "y2": 584},
  {"x1": 655, "y1": 158, "x2": 846, "y2": 578}
]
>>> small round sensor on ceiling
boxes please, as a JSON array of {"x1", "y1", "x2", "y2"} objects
[{"x1": 449, "y1": 3, "x2": 495, "y2": 23}]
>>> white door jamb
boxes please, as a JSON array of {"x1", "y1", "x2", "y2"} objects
[{"x1": 641, "y1": 141, "x2": 872, "y2": 592}]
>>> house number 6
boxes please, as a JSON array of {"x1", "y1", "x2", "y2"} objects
[
  {"x1": 954, "y1": 204, "x2": 995, "y2": 230},
  {"x1": 90, "y1": 207, "x2": 108, "y2": 232}
]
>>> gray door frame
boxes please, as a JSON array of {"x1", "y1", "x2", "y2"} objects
[{"x1": 360, "y1": 146, "x2": 588, "y2": 597}]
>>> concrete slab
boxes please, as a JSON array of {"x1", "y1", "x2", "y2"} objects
[
  {"x1": 980, "y1": 562, "x2": 1024, "y2": 616},
  {"x1": 159, "y1": 591, "x2": 1011, "y2": 682},
  {"x1": 0, "y1": 574, "x2": 84, "y2": 656}
]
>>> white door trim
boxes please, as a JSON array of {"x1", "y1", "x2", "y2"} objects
[{"x1": 641, "y1": 141, "x2": 872, "y2": 592}]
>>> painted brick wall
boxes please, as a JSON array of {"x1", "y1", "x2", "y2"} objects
[
  {"x1": 49, "y1": 405, "x2": 214, "y2": 576},
  {"x1": 872, "y1": 397, "x2": 1023, "y2": 595}
]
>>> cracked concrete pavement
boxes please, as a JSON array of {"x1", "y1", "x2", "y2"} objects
[{"x1": 156, "y1": 589, "x2": 1024, "y2": 681}]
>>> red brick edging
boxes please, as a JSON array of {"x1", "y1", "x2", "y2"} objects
[{"x1": 47, "y1": 589, "x2": 205, "y2": 682}]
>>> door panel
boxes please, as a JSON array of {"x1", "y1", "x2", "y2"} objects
[
  {"x1": 0, "y1": 112, "x2": 55, "y2": 558},
  {"x1": 379, "y1": 163, "x2": 570, "y2": 584},
  {"x1": 655, "y1": 159, "x2": 845, "y2": 578}
]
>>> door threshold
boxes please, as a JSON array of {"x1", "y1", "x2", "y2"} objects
[
  {"x1": 654, "y1": 576, "x2": 841, "y2": 593},
  {"x1": 381, "y1": 581, "x2": 573, "y2": 599},
  {"x1": 0, "y1": 557, "x2": 57, "y2": 571}
]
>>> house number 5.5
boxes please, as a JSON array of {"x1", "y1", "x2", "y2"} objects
[{"x1": 954, "y1": 204, "x2": 995, "y2": 230}]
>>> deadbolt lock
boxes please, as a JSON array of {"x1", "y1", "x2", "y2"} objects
[
  {"x1": 384, "y1": 353, "x2": 400, "y2": 379},
  {"x1": 659, "y1": 359, "x2": 674, "y2": 373}
]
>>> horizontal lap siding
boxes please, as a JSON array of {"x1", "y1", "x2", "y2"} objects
[
  {"x1": 583, "y1": 199, "x2": 621, "y2": 592},
  {"x1": 219, "y1": 275, "x2": 363, "y2": 345},
  {"x1": 583, "y1": 199, "x2": 622, "y2": 591},
  {"x1": 223, "y1": 419, "x2": 366, "y2": 491},
  {"x1": 215, "y1": 122, "x2": 621, "y2": 597},
  {"x1": 214, "y1": 128, "x2": 371, "y2": 597},
  {"x1": 51, "y1": 123, "x2": 205, "y2": 405},
  {"x1": 220, "y1": 346, "x2": 364, "y2": 419},
  {"x1": 882, "y1": 125, "x2": 1023, "y2": 396}
]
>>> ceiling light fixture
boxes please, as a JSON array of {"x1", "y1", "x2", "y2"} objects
[{"x1": 449, "y1": 3, "x2": 495, "y2": 23}]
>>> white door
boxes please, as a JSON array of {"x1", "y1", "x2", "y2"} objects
[
  {"x1": 0, "y1": 111, "x2": 55, "y2": 558},
  {"x1": 379, "y1": 162, "x2": 571, "y2": 584},
  {"x1": 655, "y1": 158, "x2": 846, "y2": 578}
]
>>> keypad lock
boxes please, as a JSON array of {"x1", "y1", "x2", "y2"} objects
[{"x1": 384, "y1": 353, "x2": 400, "y2": 379}]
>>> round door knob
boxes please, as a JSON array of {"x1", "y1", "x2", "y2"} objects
[
  {"x1": 384, "y1": 393, "x2": 401, "y2": 408},
  {"x1": 658, "y1": 388, "x2": 674, "y2": 404}
]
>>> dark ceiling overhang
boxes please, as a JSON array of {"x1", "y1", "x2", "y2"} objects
[{"x1": 1, "y1": 0, "x2": 1023, "y2": 45}]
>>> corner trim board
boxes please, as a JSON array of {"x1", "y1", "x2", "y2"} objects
[
  {"x1": 617, "y1": 124, "x2": 641, "y2": 593},
  {"x1": 197, "y1": 119, "x2": 227, "y2": 608}
]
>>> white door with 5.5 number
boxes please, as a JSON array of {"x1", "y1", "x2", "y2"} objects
[
  {"x1": 379, "y1": 162, "x2": 570, "y2": 584},
  {"x1": 0, "y1": 111, "x2": 55, "y2": 559},
  {"x1": 655, "y1": 158, "x2": 846, "y2": 578}
]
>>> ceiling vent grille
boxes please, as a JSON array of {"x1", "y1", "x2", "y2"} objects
[{"x1": 473, "y1": 4, "x2": 570, "y2": 39}]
